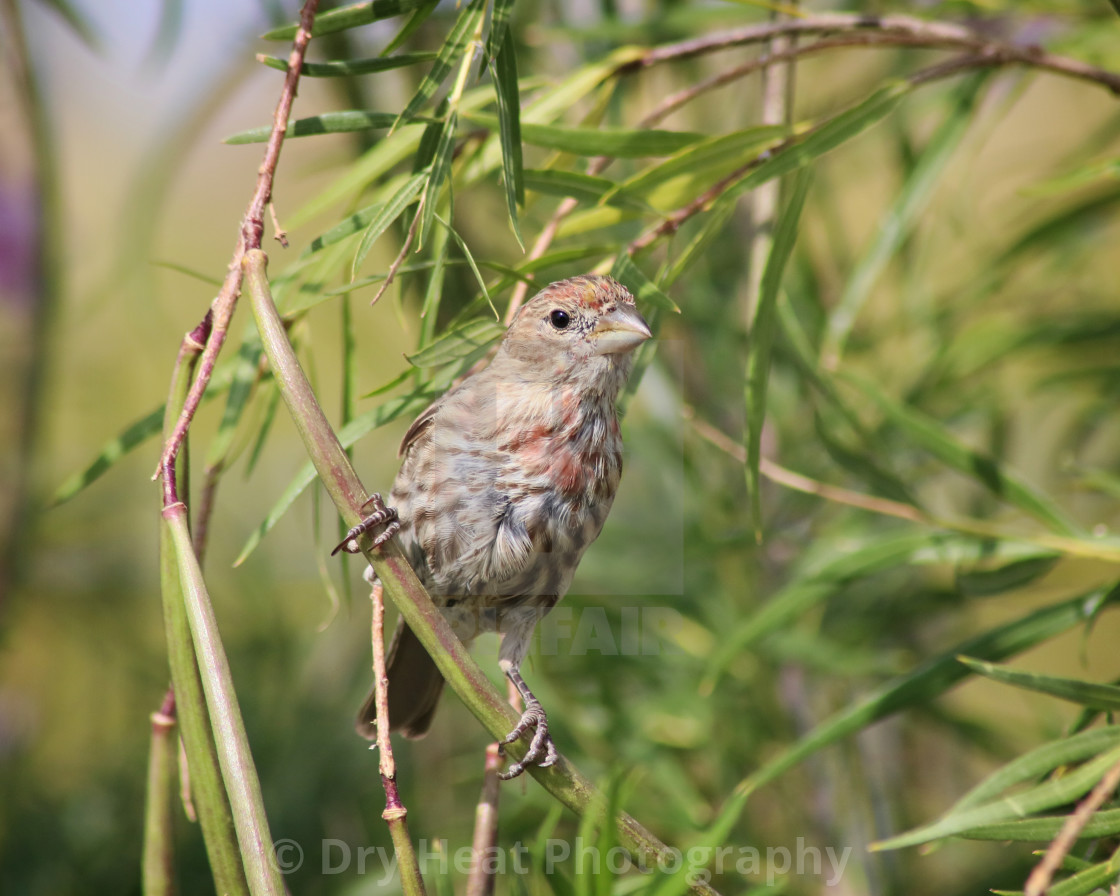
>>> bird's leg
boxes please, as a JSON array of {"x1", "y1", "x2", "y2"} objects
[
  {"x1": 331, "y1": 493, "x2": 400, "y2": 556},
  {"x1": 498, "y1": 664, "x2": 559, "y2": 780}
]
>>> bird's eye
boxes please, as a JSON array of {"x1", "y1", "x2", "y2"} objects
[{"x1": 549, "y1": 309, "x2": 571, "y2": 330}]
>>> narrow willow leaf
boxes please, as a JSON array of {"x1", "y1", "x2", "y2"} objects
[
  {"x1": 724, "y1": 82, "x2": 911, "y2": 205},
  {"x1": 822, "y1": 75, "x2": 986, "y2": 364},
  {"x1": 846, "y1": 373, "x2": 1082, "y2": 536},
  {"x1": 703, "y1": 531, "x2": 935, "y2": 689},
  {"x1": 812, "y1": 410, "x2": 920, "y2": 507},
  {"x1": 490, "y1": 27, "x2": 524, "y2": 248},
  {"x1": 52, "y1": 407, "x2": 166, "y2": 505},
  {"x1": 959, "y1": 807, "x2": 1120, "y2": 841},
  {"x1": 382, "y1": 0, "x2": 440, "y2": 55},
  {"x1": 305, "y1": 202, "x2": 384, "y2": 255},
  {"x1": 1047, "y1": 859, "x2": 1120, "y2": 896},
  {"x1": 602, "y1": 126, "x2": 786, "y2": 206},
  {"x1": 958, "y1": 656, "x2": 1120, "y2": 711},
  {"x1": 396, "y1": 0, "x2": 485, "y2": 128},
  {"x1": 262, "y1": 0, "x2": 428, "y2": 39},
  {"x1": 244, "y1": 381, "x2": 281, "y2": 477},
  {"x1": 257, "y1": 52, "x2": 437, "y2": 77},
  {"x1": 225, "y1": 111, "x2": 399, "y2": 145},
  {"x1": 286, "y1": 122, "x2": 428, "y2": 229},
  {"x1": 205, "y1": 336, "x2": 263, "y2": 467},
  {"x1": 739, "y1": 585, "x2": 1119, "y2": 797},
  {"x1": 420, "y1": 223, "x2": 450, "y2": 323},
  {"x1": 420, "y1": 113, "x2": 458, "y2": 248},
  {"x1": 611, "y1": 255, "x2": 679, "y2": 313},
  {"x1": 872, "y1": 742, "x2": 1120, "y2": 851},
  {"x1": 435, "y1": 213, "x2": 496, "y2": 318},
  {"x1": 948, "y1": 726, "x2": 1120, "y2": 814},
  {"x1": 405, "y1": 318, "x2": 504, "y2": 367},
  {"x1": 523, "y1": 169, "x2": 648, "y2": 211},
  {"x1": 659, "y1": 193, "x2": 737, "y2": 288},
  {"x1": 484, "y1": 0, "x2": 516, "y2": 62},
  {"x1": 464, "y1": 114, "x2": 703, "y2": 157},
  {"x1": 52, "y1": 361, "x2": 238, "y2": 505},
  {"x1": 351, "y1": 169, "x2": 429, "y2": 279},
  {"x1": 745, "y1": 170, "x2": 812, "y2": 540},
  {"x1": 956, "y1": 554, "x2": 1060, "y2": 596}
]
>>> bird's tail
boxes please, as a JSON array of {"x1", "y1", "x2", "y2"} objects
[{"x1": 355, "y1": 615, "x2": 445, "y2": 740}]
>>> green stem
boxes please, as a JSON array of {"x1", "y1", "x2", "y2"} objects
[
  {"x1": 243, "y1": 249, "x2": 724, "y2": 896},
  {"x1": 142, "y1": 693, "x2": 178, "y2": 896},
  {"x1": 159, "y1": 321, "x2": 249, "y2": 896},
  {"x1": 164, "y1": 504, "x2": 285, "y2": 896}
]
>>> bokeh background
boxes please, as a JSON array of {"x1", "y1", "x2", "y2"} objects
[{"x1": 2, "y1": 1, "x2": 1120, "y2": 894}]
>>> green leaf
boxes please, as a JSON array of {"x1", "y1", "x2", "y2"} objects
[
  {"x1": 658, "y1": 193, "x2": 737, "y2": 288},
  {"x1": 490, "y1": 27, "x2": 524, "y2": 248},
  {"x1": 702, "y1": 531, "x2": 935, "y2": 690},
  {"x1": 395, "y1": 0, "x2": 486, "y2": 127},
  {"x1": 958, "y1": 656, "x2": 1120, "y2": 711},
  {"x1": 872, "y1": 741, "x2": 1120, "y2": 851},
  {"x1": 52, "y1": 361, "x2": 238, "y2": 504},
  {"x1": 435, "y1": 213, "x2": 496, "y2": 319},
  {"x1": 224, "y1": 111, "x2": 400, "y2": 145},
  {"x1": 522, "y1": 169, "x2": 648, "y2": 211},
  {"x1": 822, "y1": 75, "x2": 986, "y2": 365},
  {"x1": 304, "y1": 203, "x2": 384, "y2": 256},
  {"x1": 419, "y1": 113, "x2": 458, "y2": 248},
  {"x1": 601, "y1": 126, "x2": 786, "y2": 206},
  {"x1": 846, "y1": 373, "x2": 1082, "y2": 536},
  {"x1": 351, "y1": 169, "x2": 429, "y2": 279},
  {"x1": 956, "y1": 553, "x2": 1060, "y2": 596},
  {"x1": 948, "y1": 725, "x2": 1120, "y2": 815},
  {"x1": 382, "y1": 0, "x2": 440, "y2": 56},
  {"x1": 405, "y1": 318, "x2": 505, "y2": 368},
  {"x1": 262, "y1": 0, "x2": 429, "y2": 39},
  {"x1": 257, "y1": 52, "x2": 437, "y2": 77},
  {"x1": 1046, "y1": 858, "x2": 1120, "y2": 896},
  {"x1": 738, "y1": 584, "x2": 1120, "y2": 797},
  {"x1": 724, "y1": 81, "x2": 911, "y2": 204},
  {"x1": 464, "y1": 114, "x2": 704, "y2": 157},
  {"x1": 958, "y1": 807, "x2": 1120, "y2": 841},
  {"x1": 611, "y1": 255, "x2": 679, "y2": 313},
  {"x1": 484, "y1": 0, "x2": 516, "y2": 62},
  {"x1": 746, "y1": 169, "x2": 812, "y2": 540},
  {"x1": 51, "y1": 407, "x2": 166, "y2": 505}
]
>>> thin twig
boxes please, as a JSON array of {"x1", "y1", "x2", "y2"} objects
[
  {"x1": 683, "y1": 406, "x2": 925, "y2": 522},
  {"x1": 156, "y1": 0, "x2": 320, "y2": 501},
  {"x1": 465, "y1": 743, "x2": 503, "y2": 896},
  {"x1": 1025, "y1": 757, "x2": 1120, "y2": 896},
  {"x1": 372, "y1": 193, "x2": 425, "y2": 306},
  {"x1": 624, "y1": 13, "x2": 1120, "y2": 94}
]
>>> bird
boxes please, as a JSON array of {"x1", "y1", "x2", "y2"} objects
[{"x1": 335, "y1": 274, "x2": 651, "y2": 778}]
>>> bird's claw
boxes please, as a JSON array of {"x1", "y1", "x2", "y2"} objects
[
  {"x1": 331, "y1": 494, "x2": 400, "y2": 556},
  {"x1": 497, "y1": 700, "x2": 558, "y2": 780}
]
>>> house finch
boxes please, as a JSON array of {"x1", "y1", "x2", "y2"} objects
[{"x1": 336, "y1": 274, "x2": 651, "y2": 778}]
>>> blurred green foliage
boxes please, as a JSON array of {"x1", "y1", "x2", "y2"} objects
[{"x1": 2, "y1": 1, "x2": 1120, "y2": 894}]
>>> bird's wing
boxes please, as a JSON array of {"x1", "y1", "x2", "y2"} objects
[{"x1": 398, "y1": 398, "x2": 441, "y2": 457}]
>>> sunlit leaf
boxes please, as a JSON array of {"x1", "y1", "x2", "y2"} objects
[
  {"x1": 262, "y1": 0, "x2": 429, "y2": 40},
  {"x1": 958, "y1": 656, "x2": 1120, "y2": 711},
  {"x1": 257, "y1": 52, "x2": 437, "y2": 77}
]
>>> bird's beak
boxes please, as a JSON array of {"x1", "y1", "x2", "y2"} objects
[{"x1": 592, "y1": 303, "x2": 652, "y2": 355}]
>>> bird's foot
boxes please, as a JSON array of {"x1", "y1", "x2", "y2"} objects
[
  {"x1": 331, "y1": 494, "x2": 400, "y2": 556},
  {"x1": 498, "y1": 699, "x2": 559, "y2": 780}
]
